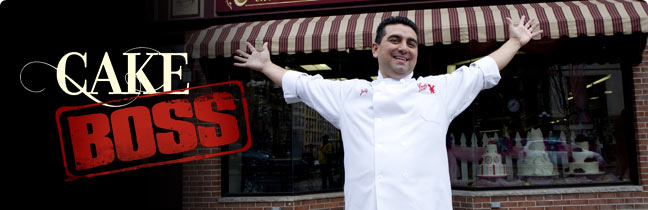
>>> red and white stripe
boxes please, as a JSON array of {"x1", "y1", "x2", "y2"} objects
[{"x1": 187, "y1": 0, "x2": 648, "y2": 58}]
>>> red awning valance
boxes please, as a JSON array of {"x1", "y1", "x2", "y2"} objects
[{"x1": 186, "y1": 0, "x2": 648, "y2": 58}]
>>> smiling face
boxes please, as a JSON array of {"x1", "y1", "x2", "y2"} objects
[{"x1": 372, "y1": 24, "x2": 419, "y2": 80}]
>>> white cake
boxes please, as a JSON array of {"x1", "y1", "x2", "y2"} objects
[
  {"x1": 569, "y1": 141, "x2": 599, "y2": 174},
  {"x1": 519, "y1": 130, "x2": 556, "y2": 176},
  {"x1": 479, "y1": 144, "x2": 507, "y2": 177}
]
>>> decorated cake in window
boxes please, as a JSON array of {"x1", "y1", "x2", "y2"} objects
[
  {"x1": 478, "y1": 143, "x2": 507, "y2": 177},
  {"x1": 519, "y1": 129, "x2": 556, "y2": 176},
  {"x1": 568, "y1": 140, "x2": 600, "y2": 174}
]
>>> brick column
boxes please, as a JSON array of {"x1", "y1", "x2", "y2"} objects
[
  {"x1": 181, "y1": 32, "x2": 223, "y2": 209},
  {"x1": 633, "y1": 40, "x2": 648, "y2": 193},
  {"x1": 182, "y1": 156, "x2": 222, "y2": 209}
]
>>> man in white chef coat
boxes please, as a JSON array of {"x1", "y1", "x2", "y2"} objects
[{"x1": 234, "y1": 16, "x2": 542, "y2": 210}]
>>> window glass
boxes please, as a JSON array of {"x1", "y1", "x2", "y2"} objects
[
  {"x1": 214, "y1": 54, "x2": 346, "y2": 195},
  {"x1": 224, "y1": 81, "x2": 344, "y2": 194},
  {"x1": 448, "y1": 61, "x2": 634, "y2": 189}
]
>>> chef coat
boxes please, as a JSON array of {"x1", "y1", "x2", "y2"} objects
[{"x1": 282, "y1": 56, "x2": 500, "y2": 210}]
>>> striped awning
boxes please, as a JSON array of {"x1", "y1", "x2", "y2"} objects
[{"x1": 186, "y1": 0, "x2": 648, "y2": 58}]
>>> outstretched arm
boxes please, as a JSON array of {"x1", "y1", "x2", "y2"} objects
[
  {"x1": 488, "y1": 15, "x2": 543, "y2": 71},
  {"x1": 234, "y1": 42, "x2": 287, "y2": 87}
]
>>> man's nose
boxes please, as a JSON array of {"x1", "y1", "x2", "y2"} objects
[{"x1": 397, "y1": 42, "x2": 408, "y2": 53}]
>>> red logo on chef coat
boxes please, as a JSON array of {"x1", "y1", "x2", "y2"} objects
[
  {"x1": 417, "y1": 83, "x2": 435, "y2": 94},
  {"x1": 360, "y1": 88, "x2": 368, "y2": 96},
  {"x1": 417, "y1": 83, "x2": 426, "y2": 92}
]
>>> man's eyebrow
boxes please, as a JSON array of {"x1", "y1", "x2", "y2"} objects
[
  {"x1": 387, "y1": 34, "x2": 418, "y2": 43},
  {"x1": 387, "y1": 34, "x2": 402, "y2": 40}
]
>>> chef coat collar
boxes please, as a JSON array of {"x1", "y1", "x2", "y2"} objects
[{"x1": 374, "y1": 70, "x2": 414, "y2": 84}]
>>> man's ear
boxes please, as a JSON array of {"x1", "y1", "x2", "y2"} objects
[{"x1": 371, "y1": 42, "x2": 379, "y2": 58}]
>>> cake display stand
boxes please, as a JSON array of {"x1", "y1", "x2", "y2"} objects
[
  {"x1": 520, "y1": 174, "x2": 559, "y2": 182},
  {"x1": 569, "y1": 171, "x2": 605, "y2": 176},
  {"x1": 521, "y1": 174, "x2": 559, "y2": 177},
  {"x1": 477, "y1": 174, "x2": 508, "y2": 182},
  {"x1": 520, "y1": 174, "x2": 559, "y2": 185},
  {"x1": 477, "y1": 174, "x2": 508, "y2": 179}
]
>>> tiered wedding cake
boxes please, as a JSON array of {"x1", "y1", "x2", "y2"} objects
[
  {"x1": 479, "y1": 143, "x2": 507, "y2": 177},
  {"x1": 519, "y1": 129, "x2": 556, "y2": 176},
  {"x1": 569, "y1": 141, "x2": 599, "y2": 174}
]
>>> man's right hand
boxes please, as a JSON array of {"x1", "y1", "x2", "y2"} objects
[
  {"x1": 234, "y1": 42, "x2": 272, "y2": 72},
  {"x1": 233, "y1": 41, "x2": 288, "y2": 87}
]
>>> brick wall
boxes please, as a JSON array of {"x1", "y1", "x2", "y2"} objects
[
  {"x1": 452, "y1": 193, "x2": 648, "y2": 210},
  {"x1": 182, "y1": 156, "x2": 222, "y2": 209},
  {"x1": 636, "y1": 44, "x2": 648, "y2": 194},
  {"x1": 203, "y1": 198, "x2": 345, "y2": 210},
  {"x1": 181, "y1": 55, "x2": 223, "y2": 209}
]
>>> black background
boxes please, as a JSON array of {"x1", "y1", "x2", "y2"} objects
[
  {"x1": 3, "y1": 0, "x2": 184, "y2": 208},
  {"x1": 3, "y1": 0, "x2": 647, "y2": 208}
]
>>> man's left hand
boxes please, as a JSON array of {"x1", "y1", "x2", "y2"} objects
[{"x1": 506, "y1": 15, "x2": 543, "y2": 47}]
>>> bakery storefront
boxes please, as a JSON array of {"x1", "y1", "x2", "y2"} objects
[{"x1": 159, "y1": 0, "x2": 648, "y2": 209}]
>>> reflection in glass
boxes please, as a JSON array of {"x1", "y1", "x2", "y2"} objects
[
  {"x1": 448, "y1": 63, "x2": 633, "y2": 189},
  {"x1": 226, "y1": 79, "x2": 343, "y2": 195}
]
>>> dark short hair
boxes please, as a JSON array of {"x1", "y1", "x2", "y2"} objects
[{"x1": 375, "y1": 16, "x2": 419, "y2": 44}]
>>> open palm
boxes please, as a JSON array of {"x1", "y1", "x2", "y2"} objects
[
  {"x1": 234, "y1": 42, "x2": 271, "y2": 72},
  {"x1": 507, "y1": 15, "x2": 543, "y2": 47}
]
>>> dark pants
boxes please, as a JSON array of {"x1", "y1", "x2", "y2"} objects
[{"x1": 320, "y1": 164, "x2": 332, "y2": 189}]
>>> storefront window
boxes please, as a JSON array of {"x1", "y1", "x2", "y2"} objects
[
  {"x1": 225, "y1": 83, "x2": 344, "y2": 195},
  {"x1": 214, "y1": 35, "x2": 641, "y2": 195},
  {"x1": 205, "y1": 53, "x2": 347, "y2": 196},
  {"x1": 442, "y1": 34, "x2": 646, "y2": 189},
  {"x1": 448, "y1": 61, "x2": 635, "y2": 189}
]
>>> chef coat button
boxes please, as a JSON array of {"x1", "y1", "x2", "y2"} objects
[
  {"x1": 402, "y1": 173, "x2": 409, "y2": 178},
  {"x1": 377, "y1": 175, "x2": 383, "y2": 180}
]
